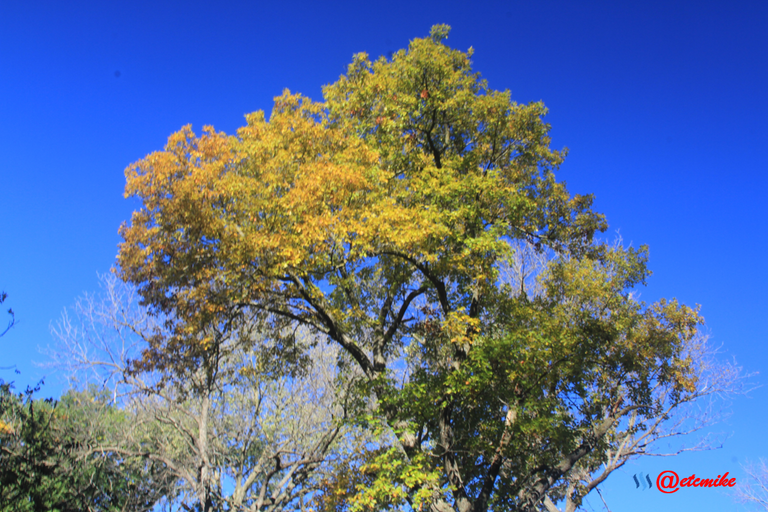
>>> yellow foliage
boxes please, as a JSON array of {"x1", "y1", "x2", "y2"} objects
[{"x1": 0, "y1": 419, "x2": 14, "y2": 435}]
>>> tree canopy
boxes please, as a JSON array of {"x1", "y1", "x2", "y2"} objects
[{"x1": 116, "y1": 25, "x2": 733, "y2": 512}]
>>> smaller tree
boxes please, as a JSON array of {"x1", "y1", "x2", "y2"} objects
[
  {"x1": 736, "y1": 459, "x2": 768, "y2": 511},
  {"x1": 0, "y1": 382, "x2": 171, "y2": 512},
  {"x1": 47, "y1": 273, "x2": 363, "y2": 512}
]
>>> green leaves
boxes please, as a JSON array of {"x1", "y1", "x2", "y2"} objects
[{"x1": 0, "y1": 384, "x2": 170, "y2": 512}]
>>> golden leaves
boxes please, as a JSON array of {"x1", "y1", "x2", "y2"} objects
[
  {"x1": 0, "y1": 419, "x2": 14, "y2": 435},
  {"x1": 117, "y1": 26, "x2": 611, "y2": 382}
]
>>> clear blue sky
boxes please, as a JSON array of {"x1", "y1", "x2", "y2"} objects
[{"x1": 1, "y1": 1, "x2": 766, "y2": 510}]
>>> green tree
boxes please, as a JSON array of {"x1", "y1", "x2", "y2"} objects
[
  {"x1": 0, "y1": 384, "x2": 171, "y2": 511},
  {"x1": 116, "y1": 26, "x2": 739, "y2": 512}
]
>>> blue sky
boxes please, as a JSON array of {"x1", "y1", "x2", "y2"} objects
[{"x1": 1, "y1": 1, "x2": 766, "y2": 510}]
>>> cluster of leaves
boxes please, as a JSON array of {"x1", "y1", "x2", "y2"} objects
[
  {"x1": 0, "y1": 383, "x2": 172, "y2": 512},
  {"x1": 312, "y1": 421, "x2": 442, "y2": 512},
  {"x1": 389, "y1": 244, "x2": 704, "y2": 510},
  {"x1": 117, "y1": 29, "x2": 602, "y2": 384}
]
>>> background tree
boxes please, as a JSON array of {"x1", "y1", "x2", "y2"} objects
[
  {"x1": 735, "y1": 459, "x2": 768, "y2": 511},
  {"x1": 115, "y1": 26, "x2": 740, "y2": 512},
  {"x1": 0, "y1": 383, "x2": 171, "y2": 512},
  {"x1": 48, "y1": 273, "x2": 361, "y2": 512}
]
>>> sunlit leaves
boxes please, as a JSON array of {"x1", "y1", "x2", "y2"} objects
[{"x1": 116, "y1": 25, "x2": 712, "y2": 512}]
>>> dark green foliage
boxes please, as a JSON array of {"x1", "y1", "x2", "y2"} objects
[{"x1": 0, "y1": 383, "x2": 173, "y2": 512}]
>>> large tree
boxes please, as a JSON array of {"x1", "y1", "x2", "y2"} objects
[{"x1": 117, "y1": 26, "x2": 738, "y2": 512}]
